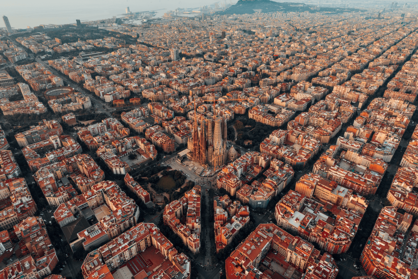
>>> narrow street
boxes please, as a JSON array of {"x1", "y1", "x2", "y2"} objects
[
  {"x1": 0, "y1": 9, "x2": 417, "y2": 279},
  {"x1": 202, "y1": 191, "x2": 212, "y2": 267}
]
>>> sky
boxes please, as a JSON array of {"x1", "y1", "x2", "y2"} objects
[{"x1": 2, "y1": 0, "x2": 238, "y2": 29}]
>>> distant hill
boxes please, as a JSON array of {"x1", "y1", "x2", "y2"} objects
[{"x1": 218, "y1": 0, "x2": 361, "y2": 15}]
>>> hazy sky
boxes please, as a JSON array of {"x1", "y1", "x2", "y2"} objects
[{"x1": 2, "y1": 0, "x2": 239, "y2": 28}]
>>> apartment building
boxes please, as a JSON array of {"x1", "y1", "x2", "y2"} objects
[
  {"x1": 163, "y1": 186, "x2": 201, "y2": 254},
  {"x1": 56, "y1": 180, "x2": 140, "y2": 251},
  {"x1": 295, "y1": 173, "x2": 368, "y2": 214},
  {"x1": 400, "y1": 139, "x2": 418, "y2": 169},
  {"x1": 346, "y1": 98, "x2": 415, "y2": 163},
  {"x1": 385, "y1": 54, "x2": 418, "y2": 103},
  {"x1": 387, "y1": 167, "x2": 418, "y2": 216},
  {"x1": 235, "y1": 158, "x2": 294, "y2": 209},
  {"x1": 81, "y1": 222, "x2": 190, "y2": 279},
  {"x1": 121, "y1": 107, "x2": 150, "y2": 133},
  {"x1": 0, "y1": 150, "x2": 22, "y2": 181},
  {"x1": 62, "y1": 113, "x2": 77, "y2": 126},
  {"x1": 328, "y1": 86, "x2": 369, "y2": 109},
  {"x1": 77, "y1": 118, "x2": 130, "y2": 150},
  {"x1": 225, "y1": 223, "x2": 338, "y2": 279},
  {"x1": 260, "y1": 129, "x2": 321, "y2": 168},
  {"x1": 34, "y1": 153, "x2": 104, "y2": 205},
  {"x1": 274, "y1": 92, "x2": 313, "y2": 112},
  {"x1": 124, "y1": 174, "x2": 151, "y2": 204},
  {"x1": 162, "y1": 116, "x2": 192, "y2": 144},
  {"x1": 144, "y1": 125, "x2": 175, "y2": 153},
  {"x1": 15, "y1": 63, "x2": 63, "y2": 91},
  {"x1": 0, "y1": 217, "x2": 58, "y2": 279},
  {"x1": 48, "y1": 58, "x2": 94, "y2": 84},
  {"x1": 0, "y1": 230, "x2": 12, "y2": 255},
  {"x1": 97, "y1": 136, "x2": 157, "y2": 175},
  {"x1": 275, "y1": 186, "x2": 365, "y2": 254},
  {"x1": 1, "y1": 40, "x2": 28, "y2": 62},
  {"x1": 287, "y1": 101, "x2": 348, "y2": 144},
  {"x1": 214, "y1": 195, "x2": 250, "y2": 252},
  {"x1": 249, "y1": 104, "x2": 295, "y2": 127},
  {"x1": 45, "y1": 87, "x2": 91, "y2": 114},
  {"x1": 0, "y1": 70, "x2": 14, "y2": 87},
  {"x1": 22, "y1": 135, "x2": 82, "y2": 172},
  {"x1": 142, "y1": 85, "x2": 179, "y2": 101},
  {"x1": 218, "y1": 152, "x2": 294, "y2": 202},
  {"x1": 291, "y1": 81, "x2": 329, "y2": 101},
  {"x1": 84, "y1": 76, "x2": 130, "y2": 102},
  {"x1": 360, "y1": 207, "x2": 416, "y2": 279},
  {"x1": 313, "y1": 145, "x2": 387, "y2": 196},
  {"x1": 0, "y1": 178, "x2": 37, "y2": 230},
  {"x1": 0, "y1": 126, "x2": 9, "y2": 151},
  {"x1": 15, "y1": 119, "x2": 63, "y2": 148},
  {"x1": 0, "y1": 83, "x2": 47, "y2": 116},
  {"x1": 0, "y1": 84, "x2": 19, "y2": 99}
]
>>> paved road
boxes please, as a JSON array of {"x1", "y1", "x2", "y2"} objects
[
  {"x1": 201, "y1": 191, "x2": 213, "y2": 267},
  {"x1": 253, "y1": 210, "x2": 275, "y2": 225},
  {"x1": 196, "y1": 264, "x2": 221, "y2": 279},
  {"x1": 166, "y1": 158, "x2": 216, "y2": 189},
  {"x1": 39, "y1": 207, "x2": 82, "y2": 278},
  {"x1": 336, "y1": 256, "x2": 366, "y2": 279},
  {"x1": 35, "y1": 57, "x2": 117, "y2": 116},
  {"x1": 143, "y1": 211, "x2": 162, "y2": 225}
]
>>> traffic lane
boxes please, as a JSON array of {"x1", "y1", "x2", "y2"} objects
[
  {"x1": 40, "y1": 208, "x2": 55, "y2": 223},
  {"x1": 60, "y1": 253, "x2": 83, "y2": 278},
  {"x1": 336, "y1": 259, "x2": 362, "y2": 279},
  {"x1": 144, "y1": 211, "x2": 162, "y2": 224},
  {"x1": 252, "y1": 209, "x2": 274, "y2": 225},
  {"x1": 196, "y1": 264, "x2": 221, "y2": 279}
]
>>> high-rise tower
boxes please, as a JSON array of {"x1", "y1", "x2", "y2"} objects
[
  {"x1": 3, "y1": 16, "x2": 12, "y2": 34},
  {"x1": 188, "y1": 97, "x2": 229, "y2": 168},
  {"x1": 171, "y1": 49, "x2": 179, "y2": 61},
  {"x1": 211, "y1": 116, "x2": 228, "y2": 168},
  {"x1": 213, "y1": 117, "x2": 223, "y2": 153},
  {"x1": 223, "y1": 118, "x2": 227, "y2": 141},
  {"x1": 192, "y1": 108, "x2": 201, "y2": 163},
  {"x1": 207, "y1": 118, "x2": 213, "y2": 145},
  {"x1": 189, "y1": 115, "x2": 228, "y2": 168},
  {"x1": 199, "y1": 119, "x2": 206, "y2": 164}
]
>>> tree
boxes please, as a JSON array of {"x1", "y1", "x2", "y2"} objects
[
  {"x1": 191, "y1": 263, "x2": 199, "y2": 278},
  {"x1": 128, "y1": 153, "x2": 137, "y2": 160},
  {"x1": 73, "y1": 249, "x2": 88, "y2": 261},
  {"x1": 138, "y1": 209, "x2": 145, "y2": 222},
  {"x1": 201, "y1": 195, "x2": 207, "y2": 213},
  {"x1": 157, "y1": 213, "x2": 164, "y2": 227},
  {"x1": 219, "y1": 188, "x2": 228, "y2": 196},
  {"x1": 234, "y1": 120, "x2": 244, "y2": 130},
  {"x1": 38, "y1": 198, "x2": 48, "y2": 209}
]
